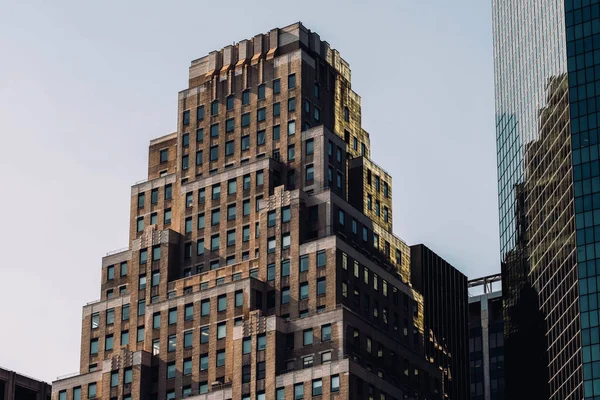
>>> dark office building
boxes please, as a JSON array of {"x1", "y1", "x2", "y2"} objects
[
  {"x1": 410, "y1": 244, "x2": 469, "y2": 400},
  {"x1": 468, "y1": 274, "x2": 504, "y2": 400},
  {"x1": 493, "y1": 1, "x2": 600, "y2": 398},
  {"x1": 0, "y1": 367, "x2": 51, "y2": 400}
]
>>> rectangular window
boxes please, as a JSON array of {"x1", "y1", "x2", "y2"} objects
[
  {"x1": 185, "y1": 303, "x2": 193, "y2": 321},
  {"x1": 258, "y1": 83, "x2": 266, "y2": 99},
  {"x1": 294, "y1": 383, "x2": 303, "y2": 400},
  {"x1": 168, "y1": 334, "x2": 176, "y2": 352},
  {"x1": 322, "y1": 324, "x2": 332, "y2": 341},
  {"x1": 197, "y1": 239, "x2": 204, "y2": 255},
  {"x1": 197, "y1": 105, "x2": 205, "y2": 121},
  {"x1": 242, "y1": 89, "x2": 250, "y2": 105},
  {"x1": 153, "y1": 313, "x2": 160, "y2": 329},
  {"x1": 198, "y1": 213, "x2": 205, "y2": 229},
  {"x1": 183, "y1": 110, "x2": 190, "y2": 125},
  {"x1": 90, "y1": 338, "x2": 98, "y2": 355},
  {"x1": 306, "y1": 165, "x2": 314, "y2": 182},
  {"x1": 273, "y1": 79, "x2": 281, "y2": 94},
  {"x1": 226, "y1": 118, "x2": 235, "y2": 132},
  {"x1": 281, "y1": 259, "x2": 290, "y2": 277},
  {"x1": 211, "y1": 234, "x2": 220, "y2": 251},
  {"x1": 183, "y1": 358, "x2": 192, "y2": 376},
  {"x1": 91, "y1": 312, "x2": 99, "y2": 329},
  {"x1": 288, "y1": 144, "x2": 295, "y2": 161},
  {"x1": 300, "y1": 282, "x2": 309, "y2": 299},
  {"x1": 137, "y1": 300, "x2": 145, "y2": 316},
  {"x1": 281, "y1": 287, "x2": 290, "y2": 304},
  {"x1": 243, "y1": 225, "x2": 250, "y2": 241},
  {"x1": 122, "y1": 304, "x2": 130, "y2": 321},
  {"x1": 185, "y1": 217, "x2": 192, "y2": 233},
  {"x1": 312, "y1": 379, "x2": 322, "y2": 396},
  {"x1": 200, "y1": 326, "x2": 209, "y2": 343},
  {"x1": 267, "y1": 263, "x2": 276, "y2": 281},
  {"x1": 210, "y1": 145, "x2": 219, "y2": 161},
  {"x1": 217, "y1": 295, "x2": 227, "y2": 312},
  {"x1": 331, "y1": 375, "x2": 340, "y2": 392},
  {"x1": 137, "y1": 193, "x2": 145, "y2": 208},
  {"x1": 300, "y1": 255, "x2": 309, "y2": 272},
  {"x1": 88, "y1": 383, "x2": 97, "y2": 399},
  {"x1": 235, "y1": 290, "x2": 244, "y2": 307},
  {"x1": 168, "y1": 308, "x2": 177, "y2": 325},
  {"x1": 200, "y1": 353, "x2": 209, "y2": 370},
  {"x1": 196, "y1": 128, "x2": 204, "y2": 142},
  {"x1": 317, "y1": 277, "x2": 326, "y2": 295},
  {"x1": 137, "y1": 326, "x2": 144, "y2": 342},
  {"x1": 243, "y1": 200, "x2": 250, "y2": 216},
  {"x1": 273, "y1": 125, "x2": 280, "y2": 140},
  {"x1": 241, "y1": 112, "x2": 250, "y2": 127},
  {"x1": 164, "y1": 208, "x2": 172, "y2": 224},
  {"x1": 281, "y1": 206, "x2": 291, "y2": 223},
  {"x1": 257, "y1": 129, "x2": 266, "y2": 145},
  {"x1": 201, "y1": 299, "x2": 210, "y2": 316},
  {"x1": 167, "y1": 362, "x2": 176, "y2": 379},
  {"x1": 210, "y1": 123, "x2": 219, "y2": 138},
  {"x1": 227, "y1": 95, "x2": 234, "y2": 110},
  {"x1": 314, "y1": 106, "x2": 320, "y2": 121},
  {"x1": 257, "y1": 107, "x2": 266, "y2": 122},
  {"x1": 288, "y1": 74, "x2": 296, "y2": 89},
  {"x1": 106, "y1": 308, "x2": 115, "y2": 325},
  {"x1": 211, "y1": 208, "x2": 220, "y2": 226},
  {"x1": 288, "y1": 120, "x2": 295, "y2": 136},
  {"x1": 136, "y1": 217, "x2": 144, "y2": 232},
  {"x1": 257, "y1": 334, "x2": 267, "y2": 351},
  {"x1": 182, "y1": 155, "x2": 189, "y2": 170},
  {"x1": 217, "y1": 323, "x2": 226, "y2": 339},
  {"x1": 288, "y1": 97, "x2": 296, "y2": 112}
]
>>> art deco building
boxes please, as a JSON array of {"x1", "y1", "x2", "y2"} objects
[
  {"x1": 51, "y1": 23, "x2": 466, "y2": 400},
  {"x1": 493, "y1": 1, "x2": 597, "y2": 398}
]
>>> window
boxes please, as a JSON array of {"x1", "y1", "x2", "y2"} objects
[
  {"x1": 218, "y1": 295, "x2": 227, "y2": 311},
  {"x1": 331, "y1": 375, "x2": 340, "y2": 392},
  {"x1": 242, "y1": 89, "x2": 250, "y2": 105},
  {"x1": 150, "y1": 212, "x2": 157, "y2": 225},
  {"x1": 257, "y1": 334, "x2": 267, "y2": 351},
  {"x1": 167, "y1": 334, "x2": 176, "y2": 352},
  {"x1": 303, "y1": 329, "x2": 313, "y2": 345},
  {"x1": 197, "y1": 105, "x2": 205, "y2": 121},
  {"x1": 305, "y1": 138, "x2": 314, "y2": 155},
  {"x1": 272, "y1": 78, "x2": 281, "y2": 94},
  {"x1": 243, "y1": 225, "x2": 250, "y2": 241},
  {"x1": 306, "y1": 165, "x2": 314, "y2": 182},
  {"x1": 152, "y1": 312, "x2": 161, "y2": 329},
  {"x1": 164, "y1": 208, "x2": 172, "y2": 224},
  {"x1": 281, "y1": 287, "x2": 290, "y2": 304},
  {"x1": 137, "y1": 300, "x2": 145, "y2": 316},
  {"x1": 199, "y1": 382, "x2": 209, "y2": 394},
  {"x1": 298, "y1": 282, "x2": 310, "y2": 300},
  {"x1": 91, "y1": 312, "x2": 99, "y2": 329},
  {"x1": 322, "y1": 324, "x2": 332, "y2": 341},
  {"x1": 241, "y1": 135, "x2": 250, "y2": 150},
  {"x1": 312, "y1": 379, "x2": 322, "y2": 396},
  {"x1": 294, "y1": 383, "x2": 304, "y2": 400},
  {"x1": 288, "y1": 145, "x2": 295, "y2": 161},
  {"x1": 59, "y1": 391, "x2": 67, "y2": 400},
  {"x1": 197, "y1": 213, "x2": 205, "y2": 229},
  {"x1": 241, "y1": 112, "x2": 251, "y2": 127},
  {"x1": 106, "y1": 308, "x2": 115, "y2": 325},
  {"x1": 185, "y1": 217, "x2": 192, "y2": 233},
  {"x1": 288, "y1": 120, "x2": 296, "y2": 136},
  {"x1": 196, "y1": 127, "x2": 204, "y2": 142},
  {"x1": 216, "y1": 349, "x2": 226, "y2": 366},
  {"x1": 242, "y1": 365, "x2": 251, "y2": 384},
  {"x1": 168, "y1": 308, "x2": 177, "y2": 325},
  {"x1": 317, "y1": 251, "x2": 327, "y2": 268},
  {"x1": 136, "y1": 217, "x2": 144, "y2": 232},
  {"x1": 314, "y1": 107, "x2": 320, "y2": 121},
  {"x1": 227, "y1": 95, "x2": 234, "y2": 110},
  {"x1": 210, "y1": 145, "x2": 219, "y2": 161},
  {"x1": 197, "y1": 239, "x2": 205, "y2": 255},
  {"x1": 152, "y1": 246, "x2": 160, "y2": 261},
  {"x1": 273, "y1": 125, "x2": 280, "y2": 140},
  {"x1": 110, "y1": 370, "x2": 119, "y2": 387},
  {"x1": 90, "y1": 338, "x2": 98, "y2": 355},
  {"x1": 321, "y1": 351, "x2": 332, "y2": 364},
  {"x1": 211, "y1": 208, "x2": 220, "y2": 226},
  {"x1": 257, "y1": 107, "x2": 266, "y2": 122},
  {"x1": 166, "y1": 362, "x2": 176, "y2": 379},
  {"x1": 226, "y1": 118, "x2": 235, "y2": 132},
  {"x1": 211, "y1": 234, "x2": 220, "y2": 251},
  {"x1": 217, "y1": 322, "x2": 226, "y2": 339},
  {"x1": 288, "y1": 74, "x2": 296, "y2": 89},
  {"x1": 276, "y1": 260, "x2": 289, "y2": 278},
  {"x1": 200, "y1": 353, "x2": 209, "y2": 370},
  {"x1": 258, "y1": 83, "x2": 266, "y2": 99},
  {"x1": 317, "y1": 278, "x2": 326, "y2": 295},
  {"x1": 304, "y1": 99, "x2": 310, "y2": 113},
  {"x1": 235, "y1": 290, "x2": 243, "y2": 307},
  {"x1": 257, "y1": 129, "x2": 266, "y2": 145},
  {"x1": 362, "y1": 227, "x2": 368, "y2": 242},
  {"x1": 344, "y1": 106, "x2": 349, "y2": 121},
  {"x1": 200, "y1": 326, "x2": 209, "y2": 343},
  {"x1": 200, "y1": 300, "x2": 210, "y2": 317},
  {"x1": 137, "y1": 193, "x2": 145, "y2": 209},
  {"x1": 300, "y1": 255, "x2": 309, "y2": 272},
  {"x1": 185, "y1": 303, "x2": 194, "y2": 321},
  {"x1": 122, "y1": 304, "x2": 130, "y2": 321},
  {"x1": 257, "y1": 361, "x2": 266, "y2": 380},
  {"x1": 273, "y1": 102, "x2": 281, "y2": 117},
  {"x1": 137, "y1": 326, "x2": 145, "y2": 342},
  {"x1": 210, "y1": 100, "x2": 219, "y2": 116},
  {"x1": 264, "y1": 234, "x2": 278, "y2": 253},
  {"x1": 88, "y1": 383, "x2": 97, "y2": 399},
  {"x1": 338, "y1": 209, "x2": 345, "y2": 225},
  {"x1": 182, "y1": 154, "x2": 189, "y2": 170},
  {"x1": 288, "y1": 97, "x2": 296, "y2": 112}
]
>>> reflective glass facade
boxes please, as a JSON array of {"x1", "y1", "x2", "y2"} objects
[
  {"x1": 566, "y1": 1, "x2": 600, "y2": 397},
  {"x1": 493, "y1": 0, "x2": 582, "y2": 398}
]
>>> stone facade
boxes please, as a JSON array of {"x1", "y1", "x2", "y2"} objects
[{"x1": 51, "y1": 22, "x2": 465, "y2": 400}]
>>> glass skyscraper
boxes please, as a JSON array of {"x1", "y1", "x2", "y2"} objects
[{"x1": 493, "y1": 0, "x2": 600, "y2": 398}]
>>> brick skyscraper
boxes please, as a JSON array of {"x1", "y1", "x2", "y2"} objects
[{"x1": 51, "y1": 23, "x2": 466, "y2": 400}]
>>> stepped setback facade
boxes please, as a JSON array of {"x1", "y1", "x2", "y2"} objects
[{"x1": 51, "y1": 23, "x2": 466, "y2": 400}]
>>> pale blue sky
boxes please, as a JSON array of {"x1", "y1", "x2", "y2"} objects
[{"x1": 0, "y1": 0, "x2": 497, "y2": 382}]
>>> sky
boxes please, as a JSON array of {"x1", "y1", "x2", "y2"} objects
[{"x1": 0, "y1": 0, "x2": 497, "y2": 383}]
